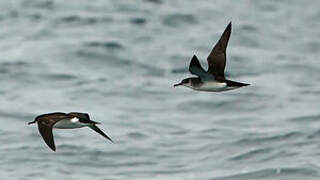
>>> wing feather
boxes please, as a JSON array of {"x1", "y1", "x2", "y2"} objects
[
  {"x1": 89, "y1": 125, "x2": 113, "y2": 142},
  {"x1": 207, "y1": 22, "x2": 232, "y2": 77},
  {"x1": 189, "y1": 55, "x2": 213, "y2": 79},
  {"x1": 37, "y1": 118, "x2": 57, "y2": 151}
]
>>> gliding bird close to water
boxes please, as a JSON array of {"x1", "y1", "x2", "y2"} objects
[
  {"x1": 174, "y1": 22, "x2": 249, "y2": 92},
  {"x1": 28, "y1": 112, "x2": 112, "y2": 151}
]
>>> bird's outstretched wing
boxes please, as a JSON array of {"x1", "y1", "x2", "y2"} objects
[
  {"x1": 37, "y1": 118, "x2": 57, "y2": 151},
  {"x1": 89, "y1": 125, "x2": 113, "y2": 143},
  {"x1": 207, "y1": 22, "x2": 232, "y2": 78},
  {"x1": 189, "y1": 55, "x2": 213, "y2": 79}
]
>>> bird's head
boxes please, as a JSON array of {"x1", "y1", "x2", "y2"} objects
[
  {"x1": 28, "y1": 118, "x2": 38, "y2": 125},
  {"x1": 174, "y1": 78, "x2": 194, "y2": 88}
]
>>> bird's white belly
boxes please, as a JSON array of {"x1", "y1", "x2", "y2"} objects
[
  {"x1": 53, "y1": 119, "x2": 86, "y2": 129},
  {"x1": 195, "y1": 82, "x2": 237, "y2": 92}
]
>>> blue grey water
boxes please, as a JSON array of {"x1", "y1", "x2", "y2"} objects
[{"x1": 0, "y1": 0, "x2": 320, "y2": 179}]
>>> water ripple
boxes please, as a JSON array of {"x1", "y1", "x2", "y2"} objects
[
  {"x1": 211, "y1": 167, "x2": 319, "y2": 180},
  {"x1": 236, "y1": 132, "x2": 301, "y2": 145},
  {"x1": 162, "y1": 13, "x2": 197, "y2": 27}
]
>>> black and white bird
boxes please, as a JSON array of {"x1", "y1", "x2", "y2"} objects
[
  {"x1": 28, "y1": 112, "x2": 112, "y2": 151},
  {"x1": 174, "y1": 22, "x2": 249, "y2": 92}
]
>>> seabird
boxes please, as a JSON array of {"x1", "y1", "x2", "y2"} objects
[
  {"x1": 28, "y1": 112, "x2": 112, "y2": 151},
  {"x1": 174, "y1": 22, "x2": 249, "y2": 92}
]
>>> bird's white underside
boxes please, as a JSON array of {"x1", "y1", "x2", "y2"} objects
[
  {"x1": 185, "y1": 81, "x2": 239, "y2": 92},
  {"x1": 53, "y1": 117, "x2": 87, "y2": 129}
]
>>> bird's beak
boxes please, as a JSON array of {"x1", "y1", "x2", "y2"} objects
[
  {"x1": 28, "y1": 120, "x2": 36, "y2": 125},
  {"x1": 174, "y1": 83, "x2": 182, "y2": 87}
]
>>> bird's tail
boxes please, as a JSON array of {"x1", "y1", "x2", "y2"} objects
[{"x1": 226, "y1": 80, "x2": 250, "y2": 87}]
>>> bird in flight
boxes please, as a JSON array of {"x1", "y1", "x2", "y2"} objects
[
  {"x1": 28, "y1": 112, "x2": 112, "y2": 151},
  {"x1": 174, "y1": 22, "x2": 249, "y2": 92}
]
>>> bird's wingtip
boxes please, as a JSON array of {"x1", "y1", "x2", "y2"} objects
[{"x1": 227, "y1": 21, "x2": 232, "y2": 28}]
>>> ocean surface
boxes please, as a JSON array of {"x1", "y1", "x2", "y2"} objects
[{"x1": 1, "y1": 0, "x2": 320, "y2": 179}]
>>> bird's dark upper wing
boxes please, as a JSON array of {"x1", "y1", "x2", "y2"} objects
[
  {"x1": 35, "y1": 112, "x2": 67, "y2": 120},
  {"x1": 189, "y1": 55, "x2": 206, "y2": 77},
  {"x1": 89, "y1": 125, "x2": 113, "y2": 142},
  {"x1": 189, "y1": 55, "x2": 213, "y2": 79},
  {"x1": 37, "y1": 116, "x2": 62, "y2": 151},
  {"x1": 207, "y1": 22, "x2": 232, "y2": 77}
]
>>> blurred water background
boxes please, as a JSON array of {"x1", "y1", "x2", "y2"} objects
[{"x1": 0, "y1": 0, "x2": 320, "y2": 179}]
